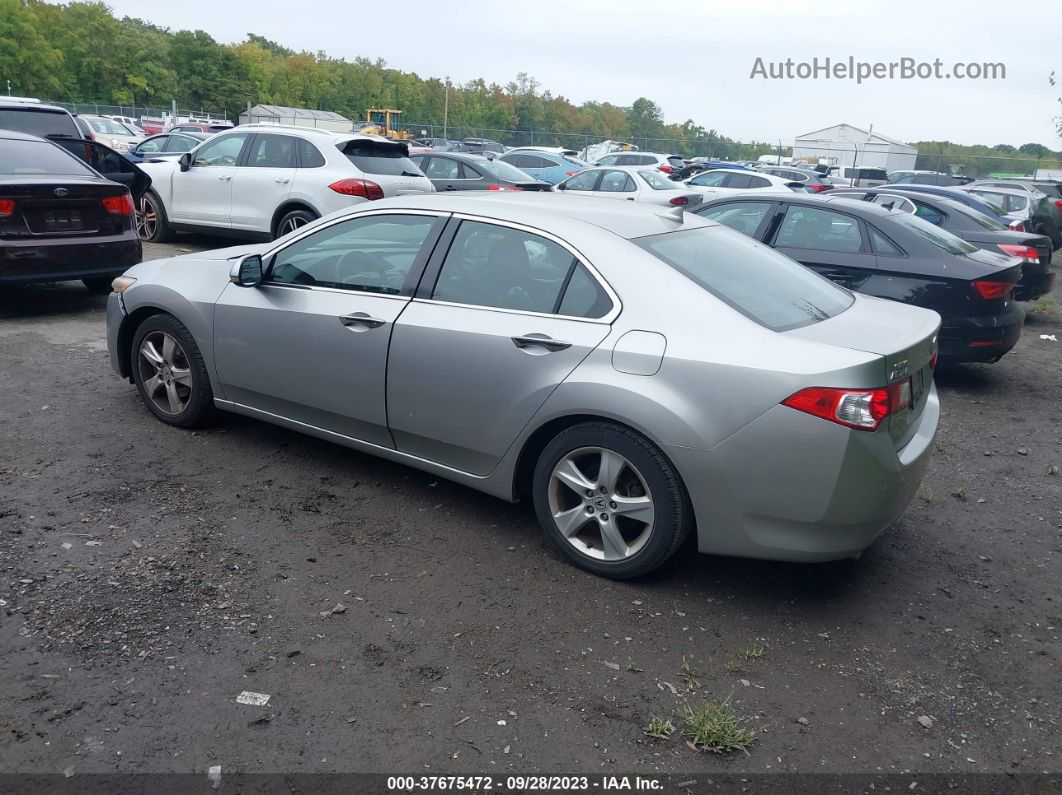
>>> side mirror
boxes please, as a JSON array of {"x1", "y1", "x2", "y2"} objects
[
  {"x1": 556, "y1": 182, "x2": 566, "y2": 191},
  {"x1": 229, "y1": 254, "x2": 263, "y2": 287},
  {"x1": 179, "y1": 152, "x2": 192, "y2": 172}
]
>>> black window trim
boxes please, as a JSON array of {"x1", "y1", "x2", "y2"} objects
[
  {"x1": 259, "y1": 209, "x2": 449, "y2": 298},
  {"x1": 413, "y1": 214, "x2": 620, "y2": 323},
  {"x1": 242, "y1": 132, "x2": 299, "y2": 169},
  {"x1": 693, "y1": 198, "x2": 783, "y2": 241}
]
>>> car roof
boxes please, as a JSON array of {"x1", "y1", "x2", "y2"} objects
[
  {"x1": 425, "y1": 151, "x2": 490, "y2": 162},
  {"x1": 707, "y1": 192, "x2": 899, "y2": 216},
  {"x1": 334, "y1": 192, "x2": 714, "y2": 239},
  {"x1": 0, "y1": 100, "x2": 71, "y2": 114},
  {"x1": 966, "y1": 186, "x2": 1029, "y2": 196},
  {"x1": 0, "y1": 129, "x2": 53, "y2": 143}
]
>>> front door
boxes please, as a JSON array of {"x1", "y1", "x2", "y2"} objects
[
  {"x1": 387, "y1": 218, "x2": 615, "y2": 475},
  {"x1": 213, "y1": 211, "x2": 445, "y2": 446},
  {"x1": 229, "y1": 133, "x2": 297, "y2": 233},
  {"x1": 170, "y1": 132, "x2": 251, "y2": 226}
]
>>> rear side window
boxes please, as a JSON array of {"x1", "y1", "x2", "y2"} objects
[
  {"x1": 869, "y1": 227, "x2": 903, "y2": 256},
  {"x1": 599, "y1": 170, "x2": 635, "y2": 192},
  {"x1": 246, "y1": 134, "x2": 297, "y2": 168},
  {"x1": 337, "y1": 140, "x2": 419, "y2": 176},
  {"x1": 637, "y1": 170, "x2": 672, "y2": 190},
  {"x1": 635, "y1": 227, "x2": 853, "y2": 331},
  {"x1": 434, "y1": 221, "x2": 605, "y2": 316},
  {"x1": 890, "y1": 212, "x2": 978, "y2": 255},
  {"x1": 0, "y1": 108, "x2": 80, "y2": 139},
  {"x1": 775, "y1": 206, "x2": 864, "y2": 253},
  {"x1": 298, "y1": 139, "x2": 326, "y2": 168},
  {"x1": 0, "y1": 139, "x2": 95, "y2": 176},
  {"x1": 747, "y1": 175, "x2": 771, "y2": 188},
  {"x1": 558, "y1": 263, "x2": 613, "y2": 319},
  {"x1": 698, "y1": 201, "x2": 774, "y2": 236}
]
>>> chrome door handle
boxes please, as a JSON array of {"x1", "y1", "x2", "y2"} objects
[
  {"x1": 218, "y1": 175, "x2": 231, "y2": 181},
  {"x1": 275, "y1": 178, "x2": 290, "y2": 184},
  {"x1": 339, "y1": 312, "x2": 386, "y2": 329},
  {"x1": 512, "y1": 335, "x2": 571, "y2": 352}
]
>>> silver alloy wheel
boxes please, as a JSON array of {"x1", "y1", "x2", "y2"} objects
[
  {"x1": 279, "y1": 215, "x2": 308, "y2": 235},
  {"x1": 547, "y1": 446, "x2": 655, "y2": 561},
  {"x1": 136, "y1": 195, "x2": 157, "y2": 240},
  {"x1": 137, "y1": 331, "x2": 192, "y2": 415}
]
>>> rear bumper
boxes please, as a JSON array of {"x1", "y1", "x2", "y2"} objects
[
  {"x1": 939, "y1": 304, "x2": 1024, "y2": 363},
  {"x1": 1014, "y1": 267, "x2": 1056, "y2": 302},
  {"x1": 670, "y1": 386, "x2": 938, "y2": 563},
  {"x1": 0, "y1": 234, "x2": 141, "y2": 284}
]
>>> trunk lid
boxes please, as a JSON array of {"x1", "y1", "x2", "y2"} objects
[
  {"x1": 0, "y1": 176, "x2": 129, "y2": 238},
  {"x1": 785, "y1": 294, "x2": 940, "y2": 449}
]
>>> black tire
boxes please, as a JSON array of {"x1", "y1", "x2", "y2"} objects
[
  {"x1": 130, "y1": 314, "x2": 214, "y2": 428},
  {"x1": 274, "y1": 208, "x2": 317, "y2": 240},
  {"x1": 532, "y1": 422, "x2": 691, "y2": 579},
  {"x1": 137, "y1": 191, "x2": 174, "y2": 243},
  {"x1": 82, "y1": 277, "x2": 115, "y2": 294}
]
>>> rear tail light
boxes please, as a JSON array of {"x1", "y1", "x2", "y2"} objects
[
  {"x1": 1056, "y1": 200, "x2": 1062, "y2": 210},
  {"x1": 487, "y1": 184, "x2": 520, "y2": 191},
  {"x1": 565, "y1": 171, "x2": 577, "y2": 177},
  {"x1": 971, "y1": 280, "x2": 1015, "y2": 299},
  {"x1": 328, "y1": 178, "x2": 384, "y2": 200},
  {"x1": 101, "y1": 193, "x2": 134, "y2": 215},
  {"x1": 782, "y1": 386, "x2": 897, "y2": 431},
  {"x1": 659, "y1": 165, "x2": 674, "y2": 173},
  {"x1": 1008, "y1": 220, "x2": 1026, "y2": 232},
  {"x1": 810, "y1": 183, "x2": 829, "y2": 192},
  {"x1": 669, "y1": 196, "x2": 689, "y2": 206},
  {"x1": 0, "y1": 199, "x2": 14, "y2": 217},
  {"x1": 996, "y1": 243, "x2": 1039, "y2": 262}
]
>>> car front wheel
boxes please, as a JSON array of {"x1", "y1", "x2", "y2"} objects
[
  {"x1": 130, "y1": 314, "x2": 213, "y2": 428},
  {"x1": 532, "y1": 422, "x2": 691, "y2": 579}
]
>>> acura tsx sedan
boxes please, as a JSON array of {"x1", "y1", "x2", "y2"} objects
[{"x1": 106, "y1": 193, "x2": 940, "y2": 578}]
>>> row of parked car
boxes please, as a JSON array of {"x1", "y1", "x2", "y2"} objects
[{"x1": 2, "y1": 97, "x2": 1058, "y2": 367}]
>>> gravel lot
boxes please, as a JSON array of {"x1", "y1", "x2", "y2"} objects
[{"x1": 1, "y1": 237, "x2": 1060, "y2": 782}]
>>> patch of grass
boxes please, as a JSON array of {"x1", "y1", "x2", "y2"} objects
[
  {"x1": 678, "y1": 698, "x2": 759, "y2": 755},
  {"x1": 644, "y1": 716, "x2": 675, "y2": 739},
  {"x1": 951, "y1": 487, "x2": 968, "y2": 501},
  {"x1": 917, "y1": 485, "x2": 934, "y2": 504},
  {"x1": 678, "y1": 656, "x2": 702, "y2": 691},
  {"x1": 741, "y1": 645, "x2": 767, "y2": 662},
  {"x1": 725, "y1": 658, "x2": 745, "y2": 674},
  {"x1": 1028, "y1": 295, "x2": 1059, "y2": 317}
]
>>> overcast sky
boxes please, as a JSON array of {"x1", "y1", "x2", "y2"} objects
[{"x1": 107, "y1": 0, "x2": 1060, "y2": 148}]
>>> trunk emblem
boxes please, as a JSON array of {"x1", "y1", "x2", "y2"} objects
[
  {"x1": 889, "y1": 360, "x2": 910, "y2": 381},
  {"x1": 53, "y1": 188, "x2": 69, "y2": 197}
]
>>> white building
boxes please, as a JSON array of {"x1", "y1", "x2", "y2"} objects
[
  {"x1": 238, "y1": 104, "x2": 353, "y2": 132},
  {"x1": 793, "y1": 123, "x2": 917, "y2": 172}
]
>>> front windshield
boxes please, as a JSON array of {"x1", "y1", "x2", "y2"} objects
[{"x1": 88, "y1": 118, "x2": 129, "y2": 135}]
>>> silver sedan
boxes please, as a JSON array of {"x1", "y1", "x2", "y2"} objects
[{"x1": 106, "y1": 193, "x2": 940, "y2": 578}]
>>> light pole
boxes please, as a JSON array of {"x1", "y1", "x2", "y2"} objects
[{"x1": 443, "y1": 76, "x2": 450, "y2": 139}]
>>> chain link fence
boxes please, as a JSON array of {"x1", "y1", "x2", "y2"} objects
[{"x1": 42, "y1": 100, "x2": 229, "y2": 123}]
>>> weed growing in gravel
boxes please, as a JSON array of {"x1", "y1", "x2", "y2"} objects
[
  {"x1": 951, "y1": 487, "x2": 968, "y2": 501},
  {"x1": 679, "y1": 656, "x2": 702, "y2": 691},
  {"x1": 917, "y1": 485, "x2": 934, "y2": 503},
  {"x1": 678, "y1": 698, "x2": 758, "y2": 754},
  {"x1": 1028, "y1": 295, "x2": 1059, "y2": 317},
  {"x1": 742, "y1": 645, "x2": 767, "y2": 661},
  {"x1": 644, "y1": 716, "x2": 675, "y2": 739}
]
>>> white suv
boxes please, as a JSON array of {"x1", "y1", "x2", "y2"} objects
[
  {"x1": 591, "y1": 151, "x2": 686, "y2": 174},
  {"x1": 136, "y1": 124, "x2": 433, "y2": 242}
]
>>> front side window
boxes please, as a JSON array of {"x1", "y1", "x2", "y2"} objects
[
  {"x1": 268, "y1": 214, "x2": 437, "y2": 294},
  {"x1": 562, "y1": 170, "x2": 600, "y2": 191},
  {"x1": 599, "y1": 170, "x2": 635, "y2": 192},
  {"x1": 698, "y1": 201, "x2": 775, "y2": 237},
  {"x1": 191, "y1": 133, "x2": 249, "y2": 167},
  {"x1": 635, "y1": 227, "x2": 853, "y2": 331},
  {"x1": 775, "y1": 206, "x2": 865, "y2": 253},
  {"x1": 689, "y1": 171, "x2": 728, "y2": 187},
  {"x1": 433, "y1": 221, "x2": 579, "y2": 314},
  {"x1": 247, "y1": 134, "x2": 297, "y2": 168}
]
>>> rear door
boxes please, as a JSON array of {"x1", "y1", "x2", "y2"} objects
[
  {"x1": 387, "y1": 218, "x2": 616, "y2": 475},
  {"x1": 769, "y1": 204, "x2": 878, "y2": 290},
  {"x1": 592, "y1": 169, "x2": 638, "y2": 201},
  {"x1": 169, "y1": 132, "x2": 251, "y2": 226},
  {"x1": 229, "y1": 133, "x2": 297, "y2": 233}
]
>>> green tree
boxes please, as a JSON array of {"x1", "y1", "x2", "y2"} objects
[{"x1": 0, "y1": 0, "x2": 64, "y2": 96}]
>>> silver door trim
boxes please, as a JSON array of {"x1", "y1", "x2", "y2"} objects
[{"x1": 259, "y1": 282, "x2": 411, "y2": 301}]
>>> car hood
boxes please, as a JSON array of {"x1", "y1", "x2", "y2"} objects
[{"x1": 189, "y1": 243, "x2": 270, "y2": 260}]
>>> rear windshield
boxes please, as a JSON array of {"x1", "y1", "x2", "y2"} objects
[
  {"x1": 0, "y1": 138, "x2": 95, "y2": 176},
  {"x1": 337, "y1": 140, "x2": 420, "y2": 176},
  {"x1": 634, "y1": 226, "x2": 853, "y2": 331},
  {"x1": 667, "y1": 156, "x2": 686, "y2": 168},
  {"x1": 891, "y1": 213, "x2": 979, "y2": 255},
  {"x1": 1031, "y1": 182, "x2": 1062, "y2": 198},
  {"x1": 855, "y1": 168, "x2": 887, "y2": 180},
  {"x1": 478, "y1": 158, "x2": 534, "y2": 182},
  {"x1": 563, "y1": 155, "x2": 589, "y2": 167},
  {"x1": 0, "y1": 108, "x2": 80, "y2": 139},
  {"x1": 946, "y1": 200, "x2": 1006, "y2": 230}
]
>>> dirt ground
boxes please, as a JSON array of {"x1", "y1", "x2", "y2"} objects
[{"x1": 0, "y1": 237, "x2": 1059, "y2": 786}]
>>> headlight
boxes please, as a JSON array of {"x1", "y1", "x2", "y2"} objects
[
  {"x1": 111, "y1": 139, "x2": 129, "y2": 151},
  {"x1": 111, "y1": 276, "x2": 137, "y2": 294}
]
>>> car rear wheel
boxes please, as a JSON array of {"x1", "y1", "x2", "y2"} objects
[
  {"x1": 274, "y1": 209, "x2": 317, "y2": 240},
  {"x1": 130, "y1": 314, "x2": 213, "y2": 428},
  {"x1": 137, "y1": 192, "x2": 174, "y2": 243},
  {"x1": 532, "y1": 422, "x2": 691, "y2": 579}
]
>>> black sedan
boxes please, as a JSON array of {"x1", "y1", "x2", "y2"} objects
[
  {"x1": 693, "y1": 194, "x2": 1025, "y2": 364},
  {"x1": 408, "y1": 151, "x2": 550, "y2": 192},
  {"x1": 830, "y1": 188, "x2": 1055, "y2": 301},
  {"x1": 0, "y1": 131, "x2": 147, "y2": 292},
  {"x1": 123, "y1": 131, "x2": 210, "y2": 163}
]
